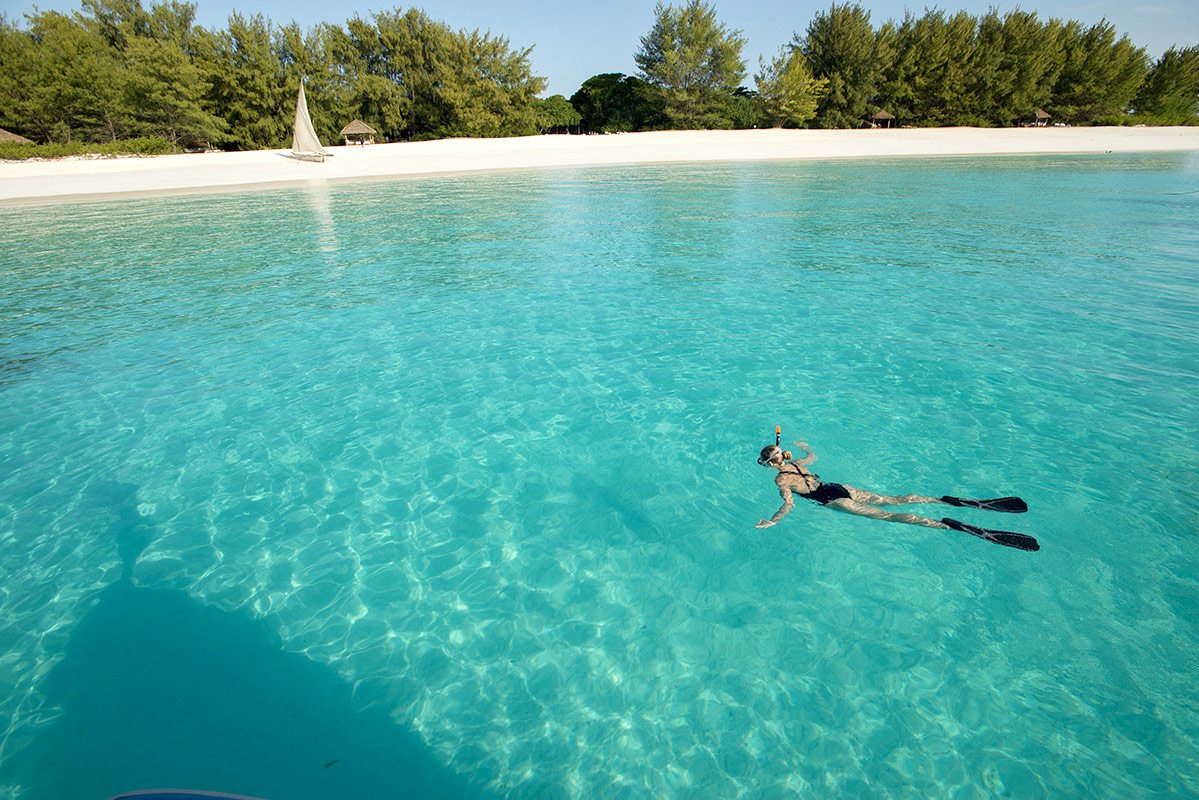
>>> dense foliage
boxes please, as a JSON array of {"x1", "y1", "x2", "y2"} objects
[
  {"x1": 756, "y1": 47, "x2": 827, "y2": 127},
  {"x1": 0, "y1": 0, "x2": 546, "y2": 149},
  {"x1": 794, "y1": 4, "x2": 1160, "y2": 128},
  {"x1": 605, "y1": 1, "x2": 1194, "y2": 132},
  {"x1": 1134, "y1": 47, "x2": 1199, "y2": 125},
  {"x1": 568, "y1": 73, "x2": 660, "y2": 133},
  {"x1": 800, "y1": 2, "x2": 877, "y2": 128},
  {"x1": 634, "y1": 0, "x2": 746, "y2": 129},
  {"x1": 0, "y1": 136, "x2": 172, "y2": 160},
  {"x1": 534, "y1": 94, "x2": 582, "y2": 133},
  {"x1": 1, "y1": 0, "x2": 1194, "y2": 150}
]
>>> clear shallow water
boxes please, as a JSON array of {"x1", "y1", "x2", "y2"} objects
[{"x1": 0, "y1": 154, "x2": 1196, "y2": 799}]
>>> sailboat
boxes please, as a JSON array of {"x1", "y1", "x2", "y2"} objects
[{"x1": 291, "y1": 82, "x2": 329, "y2": 162}]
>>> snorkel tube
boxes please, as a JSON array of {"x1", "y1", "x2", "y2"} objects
[
  {"x1": 758, "y1": 426, "x2": 793, "y2": 466},
  {"x1": 772, "y1": 429, "x2": 791, "y2": 460},
  {"x1": 776, "y1": 427, "x2": 793, "y2": 461}
]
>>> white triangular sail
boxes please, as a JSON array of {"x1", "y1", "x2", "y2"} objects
[{"x1": 291, "y1": 83, "x2": 328, "y2": 162}]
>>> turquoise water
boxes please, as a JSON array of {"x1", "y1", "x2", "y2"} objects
[{"x1": 0, "y1": 154, "x2": 1196, "y2": 799}]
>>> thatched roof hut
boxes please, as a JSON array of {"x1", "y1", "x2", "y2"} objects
[
  {"x1": 0, "y1": 127, "x2": 33, "y2": 144},
  {"x1": 869, "y1": 110, "x2": 896, "y2": 129},
  {"x1": 1031, "y1": 108, "x2": 1052, "y2": 127},
  {"x1": 339, "y1": 120, "x2": 378, "y2": 145}
]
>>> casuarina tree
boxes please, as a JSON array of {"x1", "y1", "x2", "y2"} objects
[
  {"x1": 799, "y1": 3, "x2": 876, "y2": 128},
  {"x1": 634, "y1": 0, "x2": 746, "y2": 129},
  {"x1": 1133, "y1": 46, "x2": 1199, "y2": 123},
  {"x1": 755, "y1": 47, "x2": 827, "y2": 127}
]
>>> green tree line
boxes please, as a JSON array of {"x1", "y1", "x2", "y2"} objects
[
  {"x1": 0, "y1": 0, "x2": 547, "y2": 149},
  {"x1": 573, "y1": 1, "x2": 1199, "y2": 132},
  {"x1": 1, "y1": 0, "x2": 1195, "y2": 150}
]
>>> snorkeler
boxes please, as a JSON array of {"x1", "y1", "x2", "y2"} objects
[{"x1": 755, "y1": 436, "x2": 1039, "y2": 551}]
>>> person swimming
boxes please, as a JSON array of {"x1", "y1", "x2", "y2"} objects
[{"x1": 755, "y1": 441, "x2": 1039, "y2": 551}]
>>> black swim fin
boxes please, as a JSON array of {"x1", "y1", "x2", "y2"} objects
[
  {"x1": 941, "y1": 495, "x2": 1028, "y2": 513},
  {"x1": 942, "y1": 518, "x2": 1040, "y2": 552}
]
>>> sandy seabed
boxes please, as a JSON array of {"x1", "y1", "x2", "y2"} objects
[{"x1": 1, "y1": 126, "x2": 1197, "y2": 206}]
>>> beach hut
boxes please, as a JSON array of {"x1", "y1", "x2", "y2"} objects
[
  {"x1": 0, "y1": 127, "x2": 33, "y2": 144},
  {"x1": 1031, "y1": 108, "x2": 1051, "y2": 127},
  {"x1": 339, "y1": 120, "x2": 378, "y2": 145},
  {"x1": 869, "y1": 110, "x2": 896, "y2": 129}
]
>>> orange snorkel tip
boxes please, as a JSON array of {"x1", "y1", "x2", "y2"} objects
[{"x1": 776, "y1": 426, "x2": 781, "y2": 447}]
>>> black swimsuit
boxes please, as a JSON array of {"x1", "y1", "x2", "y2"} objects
[{"x1": 783, "y1": 466, "x2": 853, "y2": 505}]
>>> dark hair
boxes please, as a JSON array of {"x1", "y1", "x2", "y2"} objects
[{"x1": 758, "y1": 445, "x2": 781, "y2": 465}]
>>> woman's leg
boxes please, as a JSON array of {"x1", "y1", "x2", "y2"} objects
[
  {"x1": 826, "y1": 498, "x2": 949, "y2": 529},
  {"x1": 843, "y1": 485, "x2": 941, "y2": 507}
]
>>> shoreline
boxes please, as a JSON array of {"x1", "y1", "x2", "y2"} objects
[{"x1": 2, "y1": 127, "x2": 1197, "y2": 207}]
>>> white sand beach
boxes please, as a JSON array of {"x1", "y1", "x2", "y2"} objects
[{"x1": 2, "y1": 126, "x2": 1197, "y2": 206}]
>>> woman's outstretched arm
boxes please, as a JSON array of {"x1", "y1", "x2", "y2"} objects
[
  {"x1": 756, "y1": 486, "x2": 794, "y2": 528},
  {"x1": 793, "y1": 441, "x2": 816, "y2": 466}
]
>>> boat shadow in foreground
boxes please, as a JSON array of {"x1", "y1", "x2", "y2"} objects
[{"x1": 5, "y1": 578, "x2": 499, "y2": 800}]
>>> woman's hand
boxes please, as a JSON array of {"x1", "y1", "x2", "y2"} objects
[
  {"x1": 794, "y1": 441, "x2": 810, "y2": 450},
  {"x1": 755, "y1": 520, "x2": 775, "y2": 529}
]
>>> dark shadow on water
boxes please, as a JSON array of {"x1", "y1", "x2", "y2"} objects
[
  {"x1": 275, "y1": 152, "x2": 333, "y2": 162},
  {"x1": 5, "y1": 580, "x2": 499, "y2": 800},
  {"x1": 93, "y1": 480, "x2": 156, "y2": 575}
]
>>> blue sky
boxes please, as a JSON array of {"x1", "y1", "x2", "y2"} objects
[{"x1": 2, "y1": 0, "x2": 1195, "y2": 96}]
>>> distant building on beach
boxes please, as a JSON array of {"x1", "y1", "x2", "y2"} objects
[
  {"x1": 869, "y1": 110, "x2": 896, "y2": 129},
  {"x1": 340, "y1": 120, "x2": 378, "y2": 145},
  {"x1": 0, "y1": 127, "x2": 33, "y2": 144},
  {"x1": 1026, "y1": 108, "x2": 1052, "y2": 127}
]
